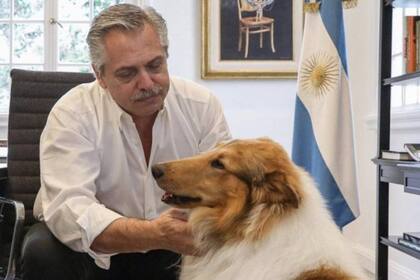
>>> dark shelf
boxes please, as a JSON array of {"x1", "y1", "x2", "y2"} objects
[
  {"x1": 376, "y1": 1, "x2": 420, "y2": 278},
  {"x1": 372, "y1": 158, "x2": 420, "y2": 192},
  {"x1": 381, "y1": 236, "x2": 420, "y2": 260},
  {"x1": 372, "y1": 158, "x2": 418, "y2": 166},
  {"x1": 398, "y1": 162, "x2": 420, "y2": 170},
  {"x1": 383, "y1": 71, "x2": 420, "y2": 85}
]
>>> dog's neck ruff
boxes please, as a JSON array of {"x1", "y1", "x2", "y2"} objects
[{"x1": 189, "y1": 198, "x2": 294, "y2": 254}]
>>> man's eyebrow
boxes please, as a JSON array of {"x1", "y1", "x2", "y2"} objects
[{"x1": 147, "y1": 56, "x2": 165, "y2": 65}]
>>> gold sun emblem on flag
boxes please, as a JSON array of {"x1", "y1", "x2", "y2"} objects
[{"x1": 299, "y1": 52, "x2": 339, "y2": 97}]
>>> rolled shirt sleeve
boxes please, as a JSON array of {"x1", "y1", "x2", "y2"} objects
[{"x1": 76, "y1": 203, "x2": 122, "y2": 268}]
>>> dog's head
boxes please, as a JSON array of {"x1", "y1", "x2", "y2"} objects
[
  {"x1": 152, "y1": 138, "x2": 303, "y2": 244},
  {"x1": 152, "y1": 138, "x2": 302, "y2": 210}
]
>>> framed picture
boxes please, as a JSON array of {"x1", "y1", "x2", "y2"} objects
[{"x1": 201, "y1": 0, "x2": 303, "y2": 79}]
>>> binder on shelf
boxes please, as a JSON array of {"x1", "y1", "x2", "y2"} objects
[
  {"x1": 416, "y1": 20, "x2": 420, "y2": 70},
  {"x1": 405, "y1": 16, "x2": 420, "y2": 73},
  {"x1": 381, "y1": 150, "x2": 413, "y2": 161},
  {"x1": 403, "y1": 232, "x2": 420, "y2": 245},
  {"x1": 404, "y1": 144, "x2": 420, "y2": 162},
  {"x1": 398, "y1": 237, "x2": 420, "y2": 253}
]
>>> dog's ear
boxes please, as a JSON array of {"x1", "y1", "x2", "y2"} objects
[
  {"x1": 239, "y1": 159, "x2": 301, "y2": 208},
  {"x1": 258, "y1": 140, "x2": 302, "y2": 208},
  {"x1": 236, "y1": 158, "x2": 266, "y2": 188},
  {"x1": 264, "y1": 171, "x2": 302, "y2": 208},
  {"x1": 236, "y1": 151, "x2": 301, "y2": 208}
]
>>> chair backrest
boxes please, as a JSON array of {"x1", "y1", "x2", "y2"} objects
[
  {"x1": 5, "y1": 69, "x2": 95, "y2": 227},
  {"x1": 237, "y1": 0, "x2": 257, "y2": 20}
]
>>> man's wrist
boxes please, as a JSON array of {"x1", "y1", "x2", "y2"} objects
[{"x1": 138, "y1": 219, "x2": 166, "y2": 251}]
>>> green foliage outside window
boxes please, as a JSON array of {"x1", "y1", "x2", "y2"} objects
[{"x1": 0, "y1": 0, "x2": 126, "y2": 113}]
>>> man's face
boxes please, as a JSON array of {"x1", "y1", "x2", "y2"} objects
[{"x1": 95, "y1": 24, "x2": 170, "y2": 119}]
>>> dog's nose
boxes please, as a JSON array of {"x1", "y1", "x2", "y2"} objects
[{"x1": 152, "y1": 165, "x2": 164, "y2": 179}]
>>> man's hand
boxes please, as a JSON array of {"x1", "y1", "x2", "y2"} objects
[{"x1": 151, "y1": 208, "x2": 197, "y2": 255}]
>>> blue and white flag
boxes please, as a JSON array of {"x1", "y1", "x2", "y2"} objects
[{"x1": 292, "y1": 0, "x2": 359, "y2": 228}]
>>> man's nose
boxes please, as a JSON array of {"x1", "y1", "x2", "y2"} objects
[{"x1": 136, "y1": 71, "x2": 154, "y2": 90}]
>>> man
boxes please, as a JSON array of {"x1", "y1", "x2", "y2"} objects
[{"x1": 22, "y1": 4, "x2": 231, "y2": 280}]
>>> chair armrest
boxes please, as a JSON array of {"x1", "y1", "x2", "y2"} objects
[
  {"x1": 0, "y1": 165, "x2": 7, "y2": 175},
  {"x1": 0, "y1": 197, "x2": 25, "y2": 280}
]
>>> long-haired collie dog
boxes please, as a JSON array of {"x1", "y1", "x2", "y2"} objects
[{"x1": 152, "y1": 138, "x2": 366, "y2": 280}]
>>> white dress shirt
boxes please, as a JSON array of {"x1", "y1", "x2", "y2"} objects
[{"x1": 33, "y1": 77, "x2": 231, "y2": 269}]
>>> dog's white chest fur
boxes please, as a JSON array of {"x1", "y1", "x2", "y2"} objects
[{"x1": 180, "y1": 172, "x2": 366, "y2": 280}]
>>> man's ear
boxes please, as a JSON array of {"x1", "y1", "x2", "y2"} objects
[{"x1": 92, "y1": 64, "x2": 107, "y2": 89}]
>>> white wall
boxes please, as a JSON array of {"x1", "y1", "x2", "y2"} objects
[
  {"x1": 342, "y1": 0, "x2": 379, "y2": 277},
  {"x1": 152, "y1": 0, "x2": 420, "y2": 279}
]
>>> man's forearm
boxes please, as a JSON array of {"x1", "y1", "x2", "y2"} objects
[
  {"x1": 90, "y1": 217, "x2": 161, "y2": 254},
  {"x1": 91, "y1": 209, "x2": 196, "y2": 256}
]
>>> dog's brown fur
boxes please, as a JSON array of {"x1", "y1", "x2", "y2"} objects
[
  {"x1": 296, "y1": 265, "x2": 358, "y2": 280},
  {"x1": 153, "y1": 138, "x2": 303, "y2": 251}
]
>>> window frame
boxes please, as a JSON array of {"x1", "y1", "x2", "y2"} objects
[
  {"x1": 391, "y1": 7, "x2": 420, "y2": 109},
  {"x1": 0, "y1": 0, "x2": 148, "y2": 139}
]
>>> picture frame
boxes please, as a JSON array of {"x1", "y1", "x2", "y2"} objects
[{"x1": 201, "y1": 0, "x2": 303, "y2": 79}]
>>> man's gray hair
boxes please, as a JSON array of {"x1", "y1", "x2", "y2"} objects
[{"x1": 87, "y1": 4, "x2": 169, "y2": 75}]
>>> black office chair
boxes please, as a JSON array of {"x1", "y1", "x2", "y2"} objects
[{"x1": 0, "y1": 69, "x2": 95, "y2": 279}]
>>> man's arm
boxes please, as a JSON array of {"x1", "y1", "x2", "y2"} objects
[{"x1": 91, "y1": 208, "x2": 196, "y2": 255}]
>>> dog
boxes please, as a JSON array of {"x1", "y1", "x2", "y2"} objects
[{"x1": 152, "y1": 138, "x2": 366, "y2": 280}]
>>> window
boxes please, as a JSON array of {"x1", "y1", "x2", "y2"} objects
[
  {"x1": 0, "y1": 0, "x2": 142, "y2": 115},
  {"x1": 391, "y1": 7, "x2": 420, "y2": 109}
]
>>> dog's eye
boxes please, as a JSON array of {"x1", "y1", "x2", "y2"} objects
[{"x1": 211, "y1": 159, "x2": 225, "y2": 170}]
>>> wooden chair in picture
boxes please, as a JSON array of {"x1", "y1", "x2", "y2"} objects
[{"x1": 237, "y1": 0, "x2": 276, "y2": 58}]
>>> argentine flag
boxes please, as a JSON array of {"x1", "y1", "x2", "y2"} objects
[{"x1": 292, "y1": 0, "x2": 359, "y2": 228}]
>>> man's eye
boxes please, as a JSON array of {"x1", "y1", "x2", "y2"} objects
[
  {"x1": 211, "y1": 159, "x2": 225, "y2": 170},
  {"x1": 117, "y1": 72, "x2": 135, "y2": 79},
  {"x1": 148, "y1": 62, "x2": 162, "y2": 72},
  {"x1": 115, "y1": 71, "x2": 136, "y2": 83}
]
